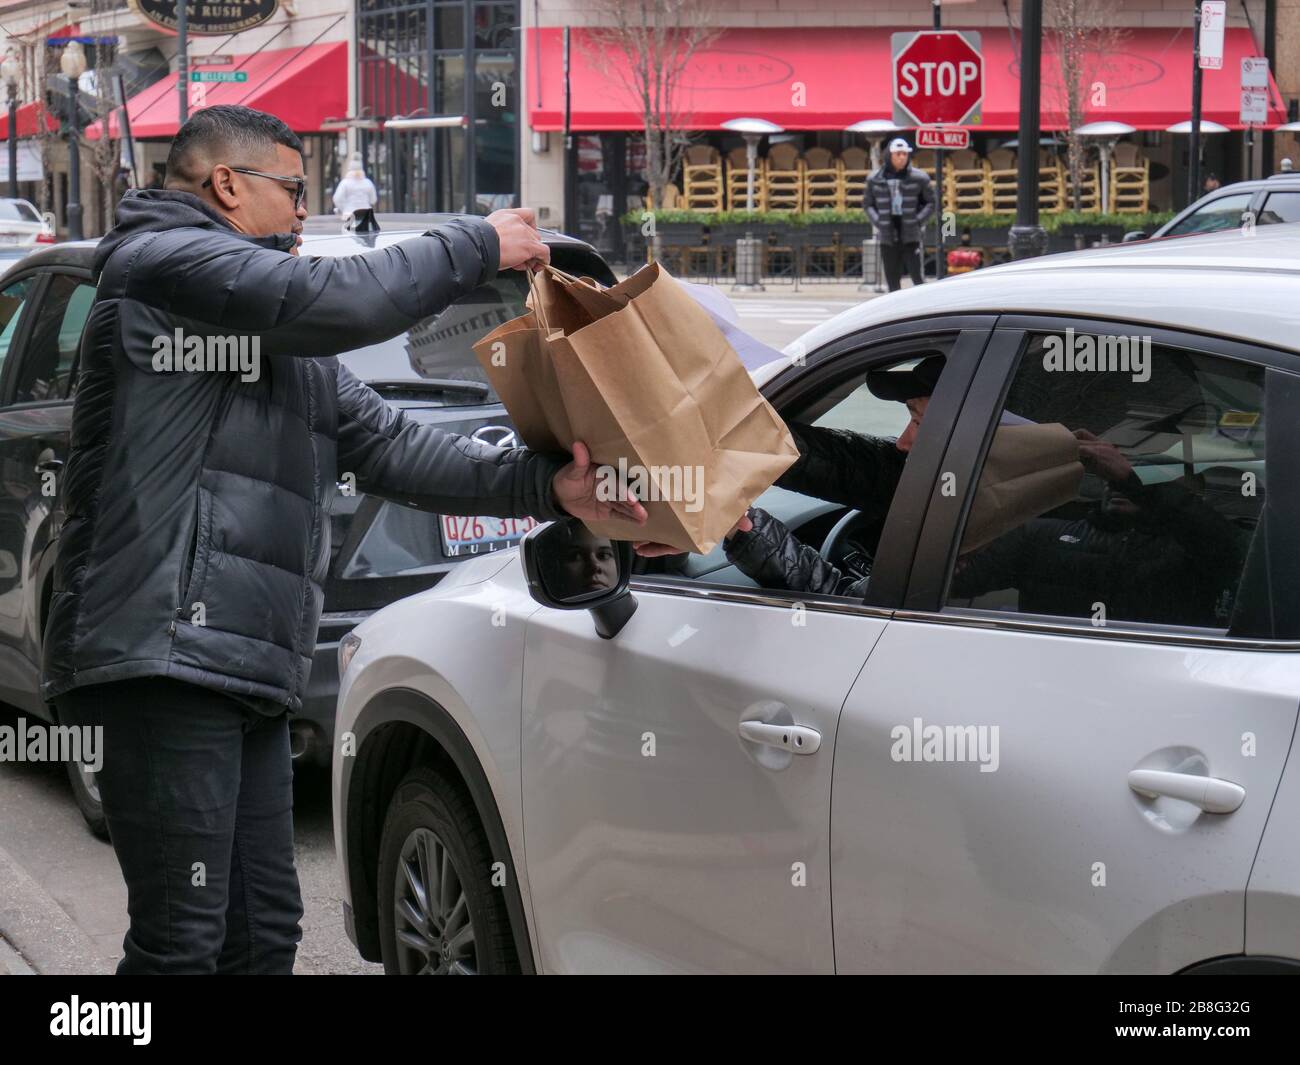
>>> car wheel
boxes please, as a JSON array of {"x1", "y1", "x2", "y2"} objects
[
  {"x1": 64, "y1": 756, "x2": 110, "y2": 842},
  {"x1": 377, "y1": 765, "x2": 519, "y2": 975}
]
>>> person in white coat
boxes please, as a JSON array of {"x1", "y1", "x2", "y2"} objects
[{"x1": 332, "y1": 153, "x2": 378, "y2": 217}]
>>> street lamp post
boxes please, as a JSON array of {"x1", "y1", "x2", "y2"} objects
[
  {"x1": 60, "y1": 41, "x2": 86, "y2": 241},
  {"x1": 2, "y1": 53, "x2": 19, "y2": 199},
  {"x1": 720, "y1": 118, "x2": 783, "y2": 293}
]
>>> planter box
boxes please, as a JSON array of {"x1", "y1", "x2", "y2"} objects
[{"x1": 968, "y1": 226, "x2": 1008, "y2": 247}]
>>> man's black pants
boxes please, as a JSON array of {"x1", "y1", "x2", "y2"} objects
[
  {"x1": 880, "y1": 238, "x2": 924, "y2": 292},
  {"x1": 55, "y1": 676, "x2": 304, "y2": 974}
]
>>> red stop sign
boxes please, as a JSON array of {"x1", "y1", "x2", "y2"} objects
[{"x1": 892, "y1": 31, "x2": 983, "y2": 126}]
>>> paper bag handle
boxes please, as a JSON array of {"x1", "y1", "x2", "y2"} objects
[
  {"x1": 541, "y1": 264, "x2": 630, "y2": 313},
  {"x1": 525, "y1": 267, "x2": 553, "y2": 334}
]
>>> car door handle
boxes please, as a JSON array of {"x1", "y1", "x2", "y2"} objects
[
  {"x1": 738, "y1": 720, "x2": 821, "y2": 755},
  {"x1": 1127, "y1": 769, "x2": 1245, "y2": 814}
]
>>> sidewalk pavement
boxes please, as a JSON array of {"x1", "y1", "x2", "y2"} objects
[{"x1": 0, "y1": 837, "x2": 112, "y2": 975}]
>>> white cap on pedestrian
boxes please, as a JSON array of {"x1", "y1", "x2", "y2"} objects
[{"x1": 887, "y1": 137, "x2": 912, "y2": 154}]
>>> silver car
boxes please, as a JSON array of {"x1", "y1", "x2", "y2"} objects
[{"x1": 335, "y1": 224, "x2": 1300, "y2": 974}]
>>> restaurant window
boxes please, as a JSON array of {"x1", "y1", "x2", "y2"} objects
[{"x1": 358, "y1": 0, "x2": 519, "y2": 214}]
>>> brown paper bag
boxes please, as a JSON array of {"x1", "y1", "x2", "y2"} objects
[
  {"x1": 962, "y1": 423, "x2": 1084, "y2": 552},
  {"x1": 472, "y1": 262, "x2": 798, "y2": 552}
]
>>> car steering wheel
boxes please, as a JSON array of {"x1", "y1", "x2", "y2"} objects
[{"x1": 819, "y1": 508, "x2": 876, "y2": 585}]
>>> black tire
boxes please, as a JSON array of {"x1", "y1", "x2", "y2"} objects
[
  {"x1": 377, "y1": 765, "x2": 519, "y2": 975},
  {"x1": 64, "y1": 756, "x2": 110, "y2": 842}
]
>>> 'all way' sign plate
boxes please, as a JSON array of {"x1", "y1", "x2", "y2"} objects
[{"x1": 915, "y1": 127, "x2": 970, "y2": 150}]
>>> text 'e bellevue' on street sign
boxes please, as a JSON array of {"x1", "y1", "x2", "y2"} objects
[
  {"x1": 915, "y1": 127, "x2": 970, "y2": 151},
  {"x1": 190, "y1": 71, "x2": 249, "y2": 82},
  {"x1": 892, "y1": 30, "x2": 983, "y2": 128}
]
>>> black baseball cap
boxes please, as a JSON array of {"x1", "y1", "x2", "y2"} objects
[{"x1": 865, "y1": 354, "x2": 946, "y2": 403}]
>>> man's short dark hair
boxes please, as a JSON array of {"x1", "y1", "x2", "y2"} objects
[{"x1": 165, "y1": 105, "x2": 303, "y2": 185}]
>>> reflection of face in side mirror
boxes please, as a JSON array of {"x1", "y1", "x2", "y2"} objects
[
  {"x1": 521, "y1": 518, "x2": 638, "y2": 639},
  {"x1": 549, "y1": 525, "x2": 619, "y2": 599}
]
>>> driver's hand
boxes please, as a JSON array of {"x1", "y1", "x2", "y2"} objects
[{"x1": 633, "y1": 510, "x2": 753, "y2": 558}]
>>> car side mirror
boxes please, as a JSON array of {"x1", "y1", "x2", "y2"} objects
[
  {"x1": 1121, "y1": 230, "x2": 1147, "y2": 243},
  {"x1": 521, "y1": 517, "x2": 638, "y2": 639}
]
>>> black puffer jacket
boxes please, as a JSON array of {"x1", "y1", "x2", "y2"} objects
[
  {"x1": 864, "y1": 163, "x2": 935, "y2": 244},
  {"x1": 726, "y1": 426, "x2": 1244, "y2": 624},
  {"x1": 41, "y1": 190, "x2": 567, "y2": 711},
  {"x1": 725, "y1": 423, "x2": 903, "y2": 597}
]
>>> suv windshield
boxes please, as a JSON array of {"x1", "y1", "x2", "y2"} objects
[{"x1": 337, "y1": 272, "x2": 528, "y2": 403}]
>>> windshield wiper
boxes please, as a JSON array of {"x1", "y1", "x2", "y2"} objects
[{"x1": 367, "y1": 378, "x2": 492, "y2": 399}]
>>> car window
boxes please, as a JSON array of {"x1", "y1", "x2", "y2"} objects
[
  {"x1": 0, "y1": 201, "x2": 38, "y2": 222},
  {"x1": 337, "y1": 272, "x2": 527, "y2": 402},
  {"x1": 1163, "y1": 192, "x2": 1254, "y2": 236},
  {"x1": 0, "y1": 276, "x2": 34, "y2": 374},
  {"x1": 942, "y1": 331, "x2": 1265, "y2": 634},
  {"x1": 12, "y1": 274, "x2": 94, "y2": 403},
  {"x1": 1257, "y1": 191, "x2": 1300, "y2": 225}
]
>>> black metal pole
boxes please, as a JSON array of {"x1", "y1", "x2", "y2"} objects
[
  {"x1": 1263, "y1": 0, "x2": 1276, "y2": 174},
  {"x1": 932, "y1": 0, "x2": 945, "y2": 280},
  {"x1": 66, "y1": 73, "x2": 82, "y2": 241},
  {"x1": 115, "y1": 73, "x2": 138, "y2": 190},
  {"x1": 462, "y1": 0, "x2": 474, "y2": 213},
  {"x1": 7, "y1": 84, "x2": 17, "y2": 198},
  {"x1": 177, "y1": 0, "x2": 189, "y2": 125},
  {"x1": 1008, "y1": 0, "x2": 1047, "y2": 258},
  {"x1": 562, "y1": 26, "x2": 575, "y2": 237},
  {"x1": 1189, "y1": 1, "x2": 1203, "y2": 206}
]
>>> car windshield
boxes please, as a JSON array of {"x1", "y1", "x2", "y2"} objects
[
  {"x1": 1164, "y1": 192, "x2": 1253, "y2": 236},
  {"x1": 0, "y1": 200, "x2": 39, "y2": 222},
  {"x1": 337, "y1": 272, "x2": 528, "y2": 403}
]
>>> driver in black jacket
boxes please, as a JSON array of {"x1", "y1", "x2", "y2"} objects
[
  {"x1": 715, "y1": 357, "x2": 1244, "y2": 627},
  {"x1": 46, "y1": 105, "x2": 645, "y2": 975}
]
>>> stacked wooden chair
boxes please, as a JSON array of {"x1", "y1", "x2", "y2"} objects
[
  {"x1": 682, "y1": 145, "x2": 724, "y2": 212},
  {"x1": 1110, "y1": 141, "x2": 1150, "y2": 213},
  {"x1": 840, "y1": 146, "x2": 871, "y2": 210},
  {"x1": 1037, "y1": 148, "x2": 1066, "y2": 212},
  {"x1": 802, "y1": 147, "x2": 842, "y2": 210},
  {"x1": 948, "y1": 148, "x2": 990, "y2": 213},
  {"x1": 987, "y1": 147, "x2": 1018, "y2": 212},
  {"x1": 764, "y1": 142, "x2": 804, "y2": 212}
]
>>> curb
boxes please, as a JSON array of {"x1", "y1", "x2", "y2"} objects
[{"x1": 0, "y1": 839, "x2": 112, "y2": 975}]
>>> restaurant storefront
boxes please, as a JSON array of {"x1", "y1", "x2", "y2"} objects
[{"x1": 521, "y1": 3, "x2": 1292, "y2": 267}]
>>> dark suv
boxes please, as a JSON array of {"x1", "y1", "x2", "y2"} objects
[{"x1": 0, "y1": 220, "x2": 615, "y2": 837}]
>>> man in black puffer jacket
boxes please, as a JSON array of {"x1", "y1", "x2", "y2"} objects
[{"x1": 45, "y1": 105, "x2": 644, "y2": 974}]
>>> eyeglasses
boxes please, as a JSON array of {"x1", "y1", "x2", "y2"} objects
[{"x1": 202, "y1": 166, "x2": 307, "y2": 210}]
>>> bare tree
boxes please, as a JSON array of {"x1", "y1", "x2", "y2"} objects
[
  {"x1": 1044, "y1": 0, "x2": 1127, "y2": 211},
  {"x1": 584, "y1": 0, "x2": 721, "y2": 230}
]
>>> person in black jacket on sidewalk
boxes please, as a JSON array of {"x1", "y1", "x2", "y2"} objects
[
  {"x1": 865, "y1": 138, "x2": 935, "y2": 292},
  {"x1": 44, "y1": 105, "x2": 645, "y2": 974}
]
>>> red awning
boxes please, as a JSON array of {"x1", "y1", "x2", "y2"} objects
[
  {"x1": 0, "y1": 101, "x2": 59, "y2": 139},
  {"x1": 86, "y1": 41, "x2": 347, "y2": 141},
  {"x1": 527, "y1": 26, "x2": 1285, "y2": 132}
]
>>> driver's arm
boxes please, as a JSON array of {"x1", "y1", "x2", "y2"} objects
[
  {"x1": 723, "y1": 506, "x2": 868, "y2": 598},
  {"x1": 776, "y1": 423, "x2": 906, "y2": 515}
]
